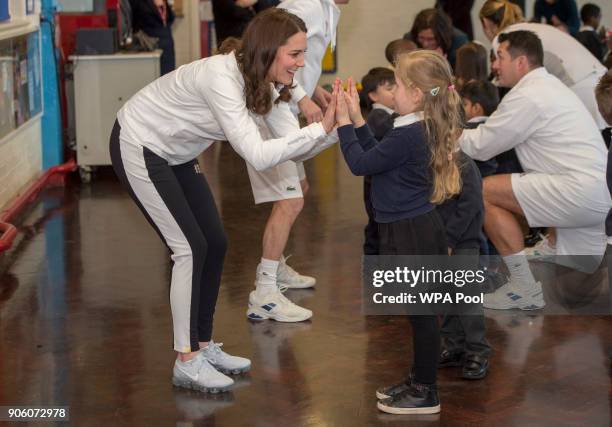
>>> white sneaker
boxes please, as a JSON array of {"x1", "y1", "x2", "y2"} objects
[
  {"x1": 246, "y1": 289, "x2": 313, "y2": 322},
  {"x1": 483, "y1": 280, "x2": 545, "y2": 311},
  {"x1": 277, "y1": 255, "x2": 316, "y2": 289},
  {"x1": 525, "y1": 234, "x2": 556, "y2": 262},
  {"x1": 200, "y1": 340, "x2": 251, "y2": 375},
  {"x1": 172, "y1": 354, "x2": 234, "y2": 393}
]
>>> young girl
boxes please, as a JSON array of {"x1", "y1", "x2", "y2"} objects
[{"x1": 334, "y1": 50, "x2": 463, "y2": 415}]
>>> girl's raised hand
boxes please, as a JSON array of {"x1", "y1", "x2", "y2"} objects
[
  {"x1": 334, "y1": 78, "x2": 351, "y2": 127},
  {"x1": 345, "y1": 77, "x2": 365, "y2": 127}
]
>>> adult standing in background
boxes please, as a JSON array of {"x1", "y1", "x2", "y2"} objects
[
  {"x1": 244, "y1": 0, "x2": 349, "y2": 321},
  {"x1": 130, "y1": 0, "x2": 176, "y2": 75},
  {"x1": 509, "y1": 0, "x2": 525, "y2": 14},
  {"x1": 436, "y1": 0, "x2": 475, "y2": 40},
  {"x1": 211, "y1": 0, "x2": 279, "y2": 45},
  {"x1": 532, "y1": 0, "x2": 580, "y2": 36}
]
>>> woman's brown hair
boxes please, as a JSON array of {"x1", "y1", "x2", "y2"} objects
[
  {"x1": 479, "y1": 0, "x2": 524, "y2": 33},
  {"x1": 218, "y1": 8, "x2": 307, "y2": 116},
  {"x1": 396, "y1": 50, "x2": 463, "y2": 204},
  {"x1": 410, "y1": 8, "x2": 453, "y2": 54}
]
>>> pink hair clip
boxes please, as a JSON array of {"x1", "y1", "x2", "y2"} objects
[{"x1": 448, "y1": 84, "x2": 455, "y2": 91}]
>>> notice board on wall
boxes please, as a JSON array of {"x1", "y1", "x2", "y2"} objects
[{"x1": 0, "y1": 31, "x2": 42, "y2": 141}]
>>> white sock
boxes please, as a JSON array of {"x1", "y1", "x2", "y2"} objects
[
  {"x1": 503, "y1": 251, "x2": 537, "y2": 290},
  {"x1": 255, "y1": 258, "x2": 279, "y2": 296}
]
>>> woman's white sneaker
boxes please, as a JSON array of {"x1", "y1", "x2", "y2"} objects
[
  {"x1": 200, "y1": 341, "x2": 251, "y2": 375},
  {"x1": 246, "y1": 289, "x2": 312, "y2": 322},
  {"x1": 172, "y1": 354, "x2": 234, "y2": 393}
]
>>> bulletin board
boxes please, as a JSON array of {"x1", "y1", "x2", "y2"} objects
[{"x1": 0, "y1": 31, "x2": 42, "y2": 141}]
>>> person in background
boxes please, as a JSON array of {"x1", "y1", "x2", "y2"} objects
[
  {"x1": 479, "y1": 0, "x2": 607, "y2": 129},
  {"x1": 454, "y1": 42, "x2": 489, "y2": 90},
  {"x1": 385, "y1": 39, "x2": 417, "y2": 67},
  {"x1": 577, "y1": 3, "x2": 606, "y2": 62},
  {"x1": 211, "y1": 0, "x2": 279, "y2": 45},
  {"x1": 437, "y1": 152, "x2": 491, "y2": 381},
  {"x1": 404, "y1": 8, "x2": 469, "y2": 69},
  {"x1": 359, "y1": 67, "x2": 397, "y2": 256},
  {"x1": 532, "y1": 0, "x2": 580, "y2": 36},
  {"x1": 243, "y1": 0, "x2": 349, "y2": 323},
  {"x1": 460, "y1": 31, "x2": 609, "y2": 309},
  {"x1": 460, "y1": 80, "x2": 500, "y2": 178},
  {"x1": 436, "y1": 0, "x2": 475, "y2": 40},
  {"x1": 130, "y1": 0, "x2": 176, "y2": 75}
]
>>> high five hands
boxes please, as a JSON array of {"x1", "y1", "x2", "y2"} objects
[{"x1": 321, "y1": 77, "x2": 366, "y2": 133}]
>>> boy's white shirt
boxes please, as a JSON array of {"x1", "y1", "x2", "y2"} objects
[
  {"x1": 371, "y1": 103, "x2": 395, "y2": 115},
  {"x1": 467, "y1": 116, "x2": 488, "y2": 124}
]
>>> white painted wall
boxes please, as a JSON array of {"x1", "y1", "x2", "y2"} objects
[{"x1": 172, "y1": 0, "x2": 201, "y2": 66}]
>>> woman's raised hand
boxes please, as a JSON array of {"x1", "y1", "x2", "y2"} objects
[
  {"x1": 344, "y1": 77, "x2": 365, "y2": 127},
  {"x1": 321, "y1": 79, "x2": 338, "y2": 134}
]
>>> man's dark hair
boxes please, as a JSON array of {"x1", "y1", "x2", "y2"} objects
[
  {"x1": 460, "y1": 80, "x2": 500, "y2": 116},
  {"x1": 580, "y1": 3, "x2": 601, "y2": 25},
  {"x1": 498, "y1": 30, "x2": 544, "y2": 68},
  {"x1": 360, "y1": 67, "x2": 395, "y2": 111}
]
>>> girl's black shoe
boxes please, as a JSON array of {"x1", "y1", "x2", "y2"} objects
[
  {"x1": 377, "y1": 382, "x2": 440, "y2": 415},
  {"x1": 375, "y1": 372, "x2": 413, "y2": 400}
]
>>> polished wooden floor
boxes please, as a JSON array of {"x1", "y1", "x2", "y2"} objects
[{"x1": 1, "y1": 143, "x2": 610, "y2": 426}]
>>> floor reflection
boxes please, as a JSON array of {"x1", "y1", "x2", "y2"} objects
[{"x1": 0, "y1": 144, "x2": 609, "y2": 426}]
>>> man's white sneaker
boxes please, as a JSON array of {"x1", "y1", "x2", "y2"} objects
[
  {"x1": 483, "y1": 280, "x2": 545, "y2": 310},
  {"x1": 525, "y1": 234, "x2": 556, "y2": 262},
  {"x1": 277, "y1": 255, "x2": 316, "y2": 289},
  {"x1": 200, "y1": 340, "x2": 251, "y2": 375},
  {"x1": 172, "y1": 354, "x2": 234, "y2": 393},
  {"x1": 246, "y1": 289, "x2": 313, "y2": 322}
]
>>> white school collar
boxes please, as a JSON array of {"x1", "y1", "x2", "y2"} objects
[
  {"x1": 467, "y1": 116, "x2": 488, "y2": 124},
  {"x1": 393, "y1": 111, "x2": 424, "y2": 128},
  {"x1": 372, "y1": 103, "x2": 395, "y2": 115}
]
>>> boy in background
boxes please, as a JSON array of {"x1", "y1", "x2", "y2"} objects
[
  {"x1": 460, "y1": 80, "x2": 500, "y2": 178},
  {"x1": 384, "y1": 39, "x2": 417, "y2": 66},
  {"x1": 577, "y1": 3, "x2": 605, "y2": 62}
]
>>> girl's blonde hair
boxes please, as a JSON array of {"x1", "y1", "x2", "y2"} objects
[
  {"x1": 395, "y1": 50, "x2": 462, "y2": 204},
  {"x1": 479, "y1": 0, "x2": 524, "y2": 33}
]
